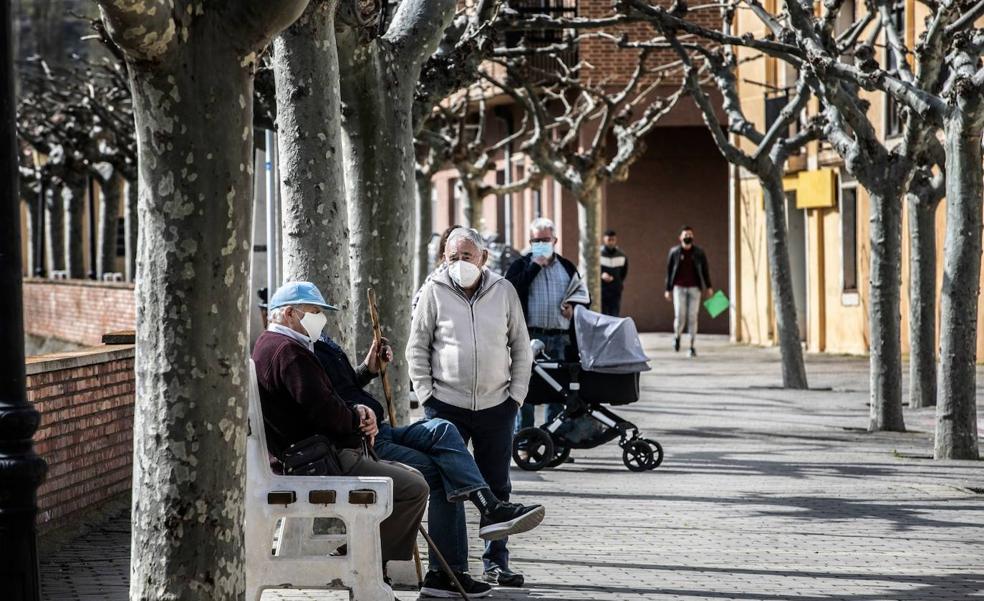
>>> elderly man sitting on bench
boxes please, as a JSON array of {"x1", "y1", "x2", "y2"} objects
[
  {"x1": 251, "y1": 282, "x2": 429, "y2": 572},
  {"x1": 314, "y1": 320, "x2": 545, "y2": 598}
]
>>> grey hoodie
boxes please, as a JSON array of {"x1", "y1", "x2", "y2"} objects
[{"x1": 406, "y1": 266, "x2": 532, "y2": 411}]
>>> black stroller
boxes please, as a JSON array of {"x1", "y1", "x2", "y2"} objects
[{"x1": 512, "y1": 307, "x2": 664, "y2": 472}]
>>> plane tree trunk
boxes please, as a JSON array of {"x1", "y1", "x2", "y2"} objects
[
  {"x1": 273, "y1": 0, "x2": 352, "y2": 350},
  {"x1": 94, "y1": 2, "x2": 308, "y2": 598}
]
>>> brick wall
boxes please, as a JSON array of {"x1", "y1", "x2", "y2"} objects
[
  {"x1": 580, "y1": 0, "x2": 721, "y2": 85},
  {"x1": 26, "y1": 346, "x2": 135, "y2": 534},
  {"x1": 23, "y1": 279, "x2": 135, "y2": 347}
]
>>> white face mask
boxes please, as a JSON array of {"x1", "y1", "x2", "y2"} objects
[
  {"x1": 298, "y1": 310, "x2": 328, "y2": 342},
  {"x1": 449, "y1": 260, "x2": 481, "y2": 288}
]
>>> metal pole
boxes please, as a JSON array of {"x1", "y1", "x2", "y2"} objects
[
  {"x1": 0, "y1": 0, "x2": 48, "y2": 596},
  {"x1": 33, "y1": 173, "x2": 44, "y2": 277},
  {"x1": 87, "y1": 175, "x2": 97, "y2": 279},
  {"x1": 265, "y1": 129, "x2": 276, "y2": 297}
]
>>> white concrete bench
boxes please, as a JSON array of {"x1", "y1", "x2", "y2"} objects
[{"x1": 245, "y1": 359, "x2": 395, "y2": 601}]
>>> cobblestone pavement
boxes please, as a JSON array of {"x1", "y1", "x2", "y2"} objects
[{"x1": 40, "y1": 334, "x2": 984, "y2": 600}]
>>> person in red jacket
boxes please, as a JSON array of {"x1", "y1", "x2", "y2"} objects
[
  {"x1": 251, "y1": 281, "x2": 427, "y2": 566},
  {"x1": 664, "y1": 226, "x2": 713, "y2": 357}
]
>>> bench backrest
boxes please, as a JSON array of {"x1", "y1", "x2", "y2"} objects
[{"x1": 247, "y1": 359, "x2": 276, "y2": 480}]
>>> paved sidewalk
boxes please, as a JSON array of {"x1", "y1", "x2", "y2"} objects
[{"x1": 40, "y1": 334, "x2": 984, "y2": 600}]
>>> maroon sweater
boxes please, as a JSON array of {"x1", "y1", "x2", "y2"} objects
[{"x1": 252, "y1": 330, "x2": 362, "y2": 456}]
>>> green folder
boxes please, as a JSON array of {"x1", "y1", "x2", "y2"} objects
[{"x1": 703, "y1": 290, "x2": 730, "y2": 318}]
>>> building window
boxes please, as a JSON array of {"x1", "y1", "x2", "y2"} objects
[
  {"x1": 532, "y1": 189, "x2": 542, "y2": 218},
  {"x1": 840, "y1": 185, "x2": 858, "y2": 292},
  {"x1": 115, "y1": 217, "x2": 126, "y2": 257},
  {"x1": 884, "y1": 0, "x2": 905, "y2": 137}
]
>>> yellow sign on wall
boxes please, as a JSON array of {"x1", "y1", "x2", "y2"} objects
[{"x1": 784, "y1": 168, "x2": 837, "y2": 209}]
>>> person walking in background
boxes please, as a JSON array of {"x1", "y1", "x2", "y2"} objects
[
  {"x1": 505, "y1": 217, "x2": 589, "y2": 429},
  {"x1": 600, "y1": 229, "x2": 628, "y2": 317},
  {"x1": 664, "y1": 225, "x2": 712, "y2": 357}
]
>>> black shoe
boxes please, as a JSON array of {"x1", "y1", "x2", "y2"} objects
[
  {"x1": 479, "y1": 502, "x2": 545, "y2": 541},
  {"x1": 484, "y1": 565, "x2": 525, "y2": 587},
  {"x1": 420, "y1": 570, "x2": 492, "y2": 598},
  {"x1": 689, "y1": 347, "x2": 697, "y2": 358},
  {"x1": 673, "y1": 337, "x2": 680, "y2": 352}
]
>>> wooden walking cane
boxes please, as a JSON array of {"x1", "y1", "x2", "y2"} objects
[{"x1": 367, "y1": 289, "x2": 472, "y2": 601}]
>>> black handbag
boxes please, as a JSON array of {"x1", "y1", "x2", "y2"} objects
[{"x1": 282, "y1": 435, "x2": 345, "y2": 476}]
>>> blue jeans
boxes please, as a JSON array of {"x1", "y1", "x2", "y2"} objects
[
  {"x1": 374, "y1": 418, "x2": 487, "y2": 573},
  {"x1": 425, "y1": 398, "x2": 518, "y2": 571},
  {"x1": 517, "y1": 333, "x2": 569, "y2": 430}
]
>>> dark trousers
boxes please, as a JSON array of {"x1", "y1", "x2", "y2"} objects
[
  {"x1": 602, "y1": 293, "x2": 622, "y2": 317},
  {"x1": 424, "y1": 397, "x2": 518, "y2": 571}
]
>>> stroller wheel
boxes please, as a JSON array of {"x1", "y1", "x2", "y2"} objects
[
  {"x1": 644, "y1": 439, "x2": 664, "y2": 468},
  {"x1": 546, "y1": 446, "x2": 571, "y2": 468},
  {"x1": 512, "y1": 427, "x2": 555, "y2": 471},
  {"x1": 622, "y1": 439, "x2": 658, "y2": 472}
]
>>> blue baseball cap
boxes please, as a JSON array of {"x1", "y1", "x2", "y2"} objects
[{"x1": 268, "y1": 281, "x2": 338, "y2": 312}]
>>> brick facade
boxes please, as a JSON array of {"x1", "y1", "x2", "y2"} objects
[
  {"x1": 26, "y1": 346, "x2": 135, "y2": 534},
  {"x1": 23, "y1": 279, "x2": 135, "y2": 347}
]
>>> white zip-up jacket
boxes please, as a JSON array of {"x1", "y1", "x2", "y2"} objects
[{"x1": 406, "y1": 266, "x2": 532, "y2": 411}]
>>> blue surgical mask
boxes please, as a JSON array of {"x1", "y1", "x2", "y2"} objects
[{"x1": 531, "y1": 241, "x2": 554, "y2": 259}]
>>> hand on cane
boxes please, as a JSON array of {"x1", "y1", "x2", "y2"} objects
[
  {"x1": 365, "y1": 336, "x2": 393, "y2": 374},
  {"x1": 355, "y1": 405, "x2": 378, "y2": 446}
]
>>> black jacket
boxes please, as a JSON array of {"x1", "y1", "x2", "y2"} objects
[
  {"x1": 665, "y1": 244, "x2": 712, "y2": 292},
  {"x1": 600, "y1": 245, "x2": 628, "y2": 298},
  {"x1": 504, "y1": 253, "x2": 587, "y2": 322},
  {"x1": 313, "y1": 337, "x2": 385, "y2": 423}
]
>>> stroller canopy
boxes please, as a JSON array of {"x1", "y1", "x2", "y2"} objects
[{"x1": 573, "y1": 306, "x2": 651, "y2": 373}]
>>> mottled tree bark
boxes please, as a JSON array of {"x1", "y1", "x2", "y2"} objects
[
  {"x1": 867, "y1": 183, "x2": 906, "y2": 431},
  {"x1": 274, "y1": 0, "x2": 352, "y2": 351},
  {"x1": 96, "y1": 2, "x2": 308, "y2": 599},
  {"x1": 124, "y1": 178, "x2": 137, "y2": 282},
  {"x1": 761, "y1": 171, "x2": 808, "y2": 389},
  {"x1": 577, "y1": 183, "x2": 603, "y2": 312},
  {"x1": 63, "y1": 182, "x2": 85, "y2": 278},
  {"x1": 45, "y1": 183, "x2": 65, "y2": 273},
  {"x1": 97, "y1": 174, "x2": 122, "y2": 277},
  {"x1": 906, "y1": 183, "x2": 940, "y2": 408},
  {"x1": 337, "y1": 0, "x2": 455, "y2": 421},
  {"x1": 936, "y1": 107, "x2": 983, "y2": 460}
]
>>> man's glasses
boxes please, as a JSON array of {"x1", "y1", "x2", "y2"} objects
[{"x1": 530, "y1": 237, "x2": 553, "y2": 243}]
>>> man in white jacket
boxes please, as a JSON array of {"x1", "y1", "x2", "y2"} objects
[{"x1": 407, "y1": 227, "x2": 537, "y2": 588}]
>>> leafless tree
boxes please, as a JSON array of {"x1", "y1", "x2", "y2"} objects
[
  {"x1": 484, "y1": 43, "x2": 685, "y2": 309},
  {"x1": 93, "y1": 2, "x2": 308, "y2": 599},
  {"x1": 659, "y1": 21, "x2": 815, "y2": 389},
  {"x1": 620, "y1": 0, "x2": 979, "y2": 454}
]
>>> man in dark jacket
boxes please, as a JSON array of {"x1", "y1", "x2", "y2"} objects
[
  {"x1": 664, "y1": 226, "x2": 713, "y2": 356},
  {"x1": 600, "y1": 229, "x2": 628, "y2": 316},
  {"x1": 505, "y1": 217, "x2": 589, "y2": 430},
  {"x1": 314, "y1": 333, "x2": 544, "y2": 597},
  {"x1": 251, "y1": 281, "x2": 428, "y2": 566}
]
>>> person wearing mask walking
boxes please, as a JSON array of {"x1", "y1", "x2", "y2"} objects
[
  {"x1": 600, "y1": 229, "x2": 628, "y2": 317},
  {"x1": 664, "y1": 226, "x2": 712, "y2": 357}
]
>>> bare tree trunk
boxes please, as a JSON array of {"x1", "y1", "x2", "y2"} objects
[
  {"x1": 761, "y1": 171, "x2": 808, "y2": 389},
  {"x1": 274, "y1": 0, "x2": 352, "y2": 351},
  {"x1": 63, "y1": 182, "x2": 85, "y2": 278},
  {"x1": 337, "y1": 1, "x2": 455, "y2": 421},
  {"x1": 415, "y1": 167, "x2": 433, "y2": 290},
  {"x1": 338, "y1": 50, "x2": 416, "y2": 422},
  {"x1": 936, "y1": 109, "x2": 983, "y2": 460},
  {"x1": 867, "y1": 184, "x2": 906, "y2": 431},
  {"x1": 124, "y1": 178, "x2": 137, "y2": 282},
  {"x1": 462, "y1": 179, "x2": 485, "y2": 232},
  {"x1": 577, "y1": 184, "x2": 602, "y2": 312},
  {"x1": 97, "y1": 174, "x2": 121, "y2": 277},
  {"x1": 907, "y1": 187, "x2": 940, "y2": 408},
  {"x1": 45, "y1": 183, "x2": 64, "y2": 273}
]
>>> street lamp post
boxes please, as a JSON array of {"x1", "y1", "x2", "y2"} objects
[{"x1": 0, "y1": 0, "x2": 48, "y2": 599}]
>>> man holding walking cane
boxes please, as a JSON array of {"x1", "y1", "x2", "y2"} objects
[{"x1": 313, "y1": 287, "x2": 544, "y2": 598}]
